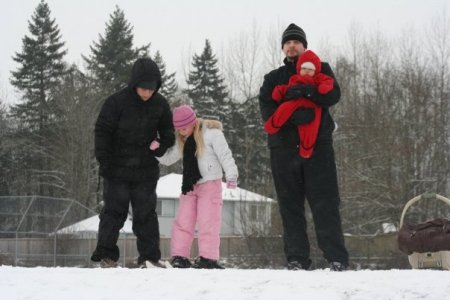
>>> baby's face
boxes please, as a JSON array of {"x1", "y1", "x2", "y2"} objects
[{"x1": 300, "y1": 67, "x2": 315, "y2": 77}]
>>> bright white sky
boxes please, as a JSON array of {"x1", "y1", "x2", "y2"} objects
[
  {"x1": 2, "y1": 266, "x2": 450, "y2": 300},
  {"x1": 0, "y1": 0, "x2": 448, "y2": 105}
]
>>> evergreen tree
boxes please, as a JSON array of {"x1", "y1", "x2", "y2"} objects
[
  {"x1": 10, "y1": 0, "x2": 67, "y2": 130},
  {"x1": 229, "y1": 97, "x2": 272, "y2": 194},
  {"x1": 83, "y1": 6, "x2": 149, "y2": 96},
  {"x1": 9, "y1": 0, "x2": 67, "y2": 195},
  {"x1": 186, "y1": 39, "x2": 228, "y2": 121},
  {"x1": 153, "y1": 51, "x2": 177, "y2": 102},
  {"x1": 0, "y1": 102, "x2": 12, "y2": 195}
]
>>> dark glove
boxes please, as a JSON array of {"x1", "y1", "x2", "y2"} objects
[
  {"x1": 299, "y1": 84, "x2": 316, "y2": 99},
  {"x1": 284, "y1": 84, "x2": 304, "y2": 100},
  {"x1": 290, "y1": 108, "x2": 315, "y2": 125},
  {"x1": 285, "y1": 84, "x2": 316, "y2": 100},
  {"x1": 181, "y1": 184, "x2": 194, "y2": 195},
  {"x1": 151, "y1": 145, "x2": 167, "y2": 157}
]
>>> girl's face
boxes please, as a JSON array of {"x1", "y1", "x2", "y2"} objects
[{"x1": 178, "y1": 124, "x2": 195, "y2": 137}]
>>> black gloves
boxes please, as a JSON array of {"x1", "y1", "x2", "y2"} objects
[
  {"x1": 182, "y1": 183, "x2": 194, "y2": 195},
  {"x1": 152, "y1": 145, "x2": 167, "y2": 157},
  {"x1": 290, "y1": 108, "x2": 315, "y2": 125},
  {"x1": 285, "y1": 84, "x2": 316, "y2": 100}
]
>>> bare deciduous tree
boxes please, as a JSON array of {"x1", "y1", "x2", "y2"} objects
[{"x1": 49, "y1": 65, "x2": 99, "y2": 209}]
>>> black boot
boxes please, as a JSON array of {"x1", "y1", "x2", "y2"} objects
[
  {"x1": 171, "y1": 256, "x2": 192, "y2": 268},
  {"x1": 329, "y1": 261, "x2": 347, "y2": 271},
  {"x1": 100, "y1": 258, "x2": 118, "y2": 268},
  {"x1": 192, "y1": 256, "x2": 224, "y2": 269},
  {"x1": 287, "y1": 259, "x2": 311, "y2": 270},
  {"x1": 91, "y1": 245, "x2": 120, "y2": 263}
]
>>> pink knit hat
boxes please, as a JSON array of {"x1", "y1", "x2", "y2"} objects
[{"x1": 172, "y1": 105, "x2": 197, "y2": 130}]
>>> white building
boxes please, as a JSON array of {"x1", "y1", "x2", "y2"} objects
[{"x1": 60, "y1": 173, "x2": 274, "y2": 237}]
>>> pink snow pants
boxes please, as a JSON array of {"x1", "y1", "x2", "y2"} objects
[{"x1": 170, "y1": 179, "x2": 223, "y2": 260}]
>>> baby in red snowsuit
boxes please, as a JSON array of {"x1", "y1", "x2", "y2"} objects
[{"x1": 264, "y1": 50, "x2": 334, "y2": 158}]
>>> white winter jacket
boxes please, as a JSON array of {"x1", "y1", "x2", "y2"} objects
[{"x1": 157, "y1": 120, "x2": 238, "y2": 183}]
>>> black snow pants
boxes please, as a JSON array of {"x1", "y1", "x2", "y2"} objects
[
  {"x1": 270, "y1": 142, "x2": 349, "y2": 266},
  {"x1": 91, "y1": 178, "x2": 160, "y2": 264}
]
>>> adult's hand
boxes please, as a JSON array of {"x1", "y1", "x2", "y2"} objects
[
  {"x1": 285, "y1": 84, "x2": 316, "y2": 100},
  {"x1": 284, "y1": 84, "x2": 304, "y2": 100},
  {"x1": 290, "y1": 108, "x2": 315, "y2": 125}
]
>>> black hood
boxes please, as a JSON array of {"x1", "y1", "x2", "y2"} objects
[{"x1": 128, "y1": 58, "x2": 162, "y2": 92}]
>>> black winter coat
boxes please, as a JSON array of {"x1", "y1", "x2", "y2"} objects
[
  {"x1": 258, "y1": 58, "x2": 340, "y2": 149},
  {"x1": 95, "y1": 58, "x2": 175, "y2": 181}
]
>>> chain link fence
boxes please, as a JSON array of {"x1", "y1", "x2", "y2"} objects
[
  {"x1": 0, "y1": 196, "x2": 412, "y2": 269},
  {"x1": 0, "y1": 196, "x2": 100, "y2": 266}
]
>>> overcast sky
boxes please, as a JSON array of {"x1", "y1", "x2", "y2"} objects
[{"x1": 0, "y1": 0, "x2": 448, "y2": 105}]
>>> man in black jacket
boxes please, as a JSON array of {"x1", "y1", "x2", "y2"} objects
[
  {"x1": 258, "y1": 23, "x2": 349, "y2": 271},
  {"x1": 91, "y1": 58, "x2": 175, "y2": 268}
]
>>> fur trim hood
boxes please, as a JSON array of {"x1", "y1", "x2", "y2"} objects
[{"x1": 199, "y1": 119, "x2": 223, "y2": 131}]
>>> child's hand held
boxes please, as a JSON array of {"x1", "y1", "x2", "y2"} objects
[{"x1": 149, "y1": 140, "x2": 160, "y2": 151}]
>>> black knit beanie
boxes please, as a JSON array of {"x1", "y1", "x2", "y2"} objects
[{"x1": 281, "y1": 23, "x2": 308, "y2": 49}]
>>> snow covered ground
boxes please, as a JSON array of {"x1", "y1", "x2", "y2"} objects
[{"x1": 1, "y1": 266, "x2": 450, "y2": 300}]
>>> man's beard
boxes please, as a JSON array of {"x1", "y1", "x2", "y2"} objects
[
  {"x1": 286, "y1": 50, "x2": 300, "y2": 61},
  {"x1": 286, "y1": 54, "x2": 299, "y2": 62}
]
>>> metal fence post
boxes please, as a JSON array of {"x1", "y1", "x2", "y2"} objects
[
  {"x1": 15, "y1": 231, "x2": 18, "y2": 266},
  {"x1": 53, "y1": 199, "x2": 75, "y2": 267},
  {"x1": 53, "y1": 234, "x2": 57, "y2": 267},
  {"x1": 15, "y1": 196, "x2": 36, "y2": 265},
  {"x1": 123, "y1": 233, "x2": 127, "y2": 267}
]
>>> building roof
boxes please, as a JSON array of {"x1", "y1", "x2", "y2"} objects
[
  {"x1": 58, "y1": 214, "x2": 133, "y2": 234},
  {"x1": 157, "y1": 173, "x2": 273, "y2": 202}
]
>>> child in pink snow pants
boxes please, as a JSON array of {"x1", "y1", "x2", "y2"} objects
[{"x1": 153, "y1": 105, "x2": 238, "y2": 269}]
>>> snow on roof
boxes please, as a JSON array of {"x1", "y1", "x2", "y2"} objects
[
  {"x1": 157, "y1": 173, "x2": 274, "y2": 203},
  {"x1": 58, "y1": 214, "x2": 133, "y2": 234}
]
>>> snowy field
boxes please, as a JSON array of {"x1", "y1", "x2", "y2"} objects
[{"x1": 1, "y1": 266, "x2": 450, "y2": 300}]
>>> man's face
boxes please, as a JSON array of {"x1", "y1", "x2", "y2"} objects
[
  {"x1": 136, "y1": 87, "x2": 155, "y2": 101},
  {"x1": 282, "y1": 40, "x2": 305, "y2": 60}
]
